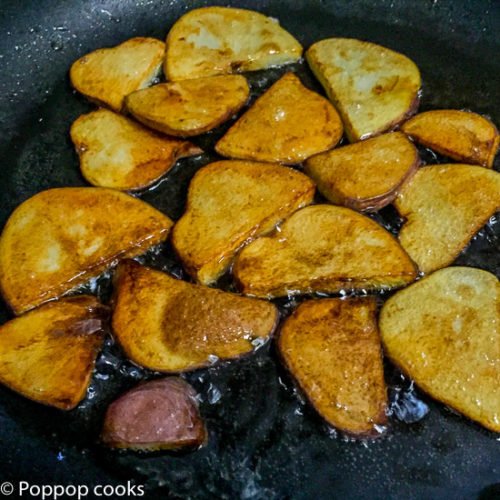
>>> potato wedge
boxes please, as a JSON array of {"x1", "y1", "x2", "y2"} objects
[
  {"x1": 215, "y1": 73, "x2": 343, "y2": 164},
  {"x1": 112, "y1": 260, "x2": 278, "y2": 372},
  {"x1": 0, "y1": 188, "x2": 173, "y2": 314},
  {"x1": 125, "y1": 75, "x2": 249, "y2": 137},
  {"x1": 102, "y1": 378, "x2": 207, "y2": 451},
  {"x1": 70, "y1": 37, "x2": 165, "y2": 112},
  {"x1": 380, "y1": 267, "x2": 500, "y2": 432},
  {"x1": 279, "y1": 298, "x2": 387, "y2": 436},
  {"x1": 306, "y1": 38, "x2": 421, "y2": 142},
  {"x1": 164, "y1": 6, "x2": 302, "y2": 80},
  {"x1": 234, "y1": 204, "x2": 417, "y2": 298},
  {"x1": 401, "y1": 110, "x2": 499, "y2": 168},
  {"x1": 0, "y1": 296, "x2": 106, "y2": 410},
  {"x1": 304, "y1": 132, "x2": 420, "y2": 212},
  {"x1": 395, "y1": 164, "x2": 500, "y2": 274},
  {"x1": 171, "y1": 160, "x2": 315, "y2": 285},
  {"x1": 71, "y1": 109, "x2": 201, "y2": 191}
]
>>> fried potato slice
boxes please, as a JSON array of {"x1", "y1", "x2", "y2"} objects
[
  {"x1": 164, "y1": 6, "x2": 302, "y2": 81},
  {"x1": 102, "y1": 378, "x2": 207, "y2": 451},
  {"x1": 395, "y1": 164, "x2": 500, "y2": 274},
  {"x1": 380, "y1": 267, "x2": 500, "y2": 432},
  {"x1": 0, "y1": 296, "x2": 106, "y2": 410},
  {"x1": 70, "y1": 37, "x2": 165, "y2": 112},
  {"x1": 306, "y1": 38, "x2": 421, "y2": 142},
  {"x1": 171, "y1": 160, "x2": 315, "y2": 285},
  {"x1": 112, "y1": 261, "x2": 278, "y2": 372},
  {"x1": 234, "y1": 204, "x2": 416, "y2": 298},
  {"x1": 215, "y1": 73, "x2": 343, "y2": 164},
  {"x1": 401, "y1": 110, "x2": 499, "y2": 168},
  {"x1": 304, "y1": 132, "x2": 420, "y2": 212},
  {"x1": 0, "y1": 188, "x2": 173, "y2": 314},
  {"x1": 70, "y1": 109, "x2": 201, "y2": 191},
  {"x1": 279, "y1": 298, "x2": 387, "y2": 436},
  {"x1": 125, "y1": 75, "x2": 249, "y2": 137}
]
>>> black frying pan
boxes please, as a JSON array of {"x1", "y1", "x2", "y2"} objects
[{"x1": 0, "y1": 1, "x2": 499, "y2": 498}]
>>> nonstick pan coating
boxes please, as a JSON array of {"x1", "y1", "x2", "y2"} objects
[{"x1": 0, "y1": 1, "x2": 499, "y2": 499}]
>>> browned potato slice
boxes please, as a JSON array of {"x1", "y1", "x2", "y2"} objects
[
  {"x1": 304, "y1": 132, "x2": 420, "y2": 212},
  {"x1": 215, "y1": 73, "x2": 343, "y2": 164},
  {"x1": 401, "y1": 110, "x2": 499, "y2": 168},
  {"x1": 306, "y1": 38, "x2": 421, "y2": 142},
  {"x1": 171, "y1": 160, "x2": 315, "y2": 285},
  {"x1": 70, "y1": 37, "x2": 165, "y2": 112},
  {"x1": 112, "y1": 260, "x2": 278, "y2": 372},
  {"x1": 395, "y1": 164, "x2": 500, "y2": 274},
  {"x1": 380, "y1": 267, "x2": 500, "y2": 432},
  {"x1": 0, "y1": 188, "x2": 173, "y2": 314},
  {"x1": 0, "y1": 296, "x2": 106, "y2": 410},
  {"x1": 102, "y1": 378, "x2": 207, "y2": 451},
  {"x1": 164, "y1": 7, "x2": 302, "y2": 81},
  {"x1": 70, "y1": 109, "x2": 201, "y2": 191},
  {"x1": 125, "y1": 75, "x2": 249, "y2": 137},
  {"x1": 234, "y1": 204, "x2": 417, "y2": 298},
  {"x1": 279, "y1": 298, "x2": 388, "y2": 436}
]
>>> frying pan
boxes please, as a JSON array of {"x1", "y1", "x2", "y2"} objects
[{"x1": 0, "y1": 0, "x2": 499, "y2": 498}]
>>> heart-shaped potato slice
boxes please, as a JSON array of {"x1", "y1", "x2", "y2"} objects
[
  {"x1": 0, "y1": 188, "x2": 173, "y2": 314},
  {"x1": 306, "y1": 38, "x2": 421, "y2": 142},
  {"x1": 234, "y1": 204, "x2": 417, "y2": 298},
  {"x1": 165, "y1": 6, "x2": 302, "y2": 80},
  {"x1": 380, "y1": 267, "x2": 500, "y2": 432},
  {"x1": 70, "y1": 37, "x2": 165, "y2": 112},
  {"x1": 71, "y1": 109, "x2": 201, "y2": 190},
  {"x1": 215, "y1": 73, "x2": 343, "y2": 164},
  {"x1": 0, "y1": 296, "x2": 106, "y2": 410},
  {"x1": 112, "y1": 260, "x2": 278, "y2": 372},
  {"x1": 125, "y1": 75, "x2": 249, "y2": 137}
]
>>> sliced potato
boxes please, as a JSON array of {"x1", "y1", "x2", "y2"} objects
[
  {"x1": 71, "y1": 109, "x2": 201, "y2": 191},
  {"x1": 233, "y1": 204, "x2": 417, "y2": 298},
  {"x1": 0, "y1": 296, "x2": 106, "y2": 410},
  {"x1": 165, "y1": 6, "x2": 302, "y2": 80},
  {"x1": 401, "y1": 110, "x2": 499, "y2": 168},
  {"x1": 215, "y1": 73, "x2": 343, "y2": 164},
  {"x1": 102, "y1": 378, "x2": 207, "y2": 451},
  {"x1": 125, "y1": 75, "x2": 249, "y2": 137},
  {"x1": 70, "y1": 37, "x2": 165, "y2": 112},
  {"x1": 279, "y1": 298, "x2": 387, "y2": 436},
  {"x1": 306, "y1": 38, "x2": 421, "y2": 142},
  {"x1": 0, "y1": 188, "x2": 173, "y2": 314},
  {"x1": 380, "y1": 267, "x2": 500, "y2": 432},
  {"x1": 395, "y1": 164, "x2": 500, "y2": 274},
  {"x1": 171, "y1": 160, "x2": 315, "y2": 285},
  {"x1": 304, "y1": 132, "x2": 420, "y2": 212},
  {"x1": 112, "y1": 260, "x2": 278, "y2": 372}
]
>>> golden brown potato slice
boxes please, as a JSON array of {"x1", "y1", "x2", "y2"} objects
[
  {"x1": 164, "y1": 6, "x2": 302, "y2": 81},
  {"x1": 401, "y1": 110, "x2": 499, "y2": 168},
  {"x1": 112, "y1": 260, "x2": 278, "y2": 372},
  {"x1": 125, "y1": 75, "x2": 249, "y2": 137},
  {"x1": 171, "y1": 160, "x2": 315, "y2": 285},
  {"x1": 0, "y1": 188, "x2": 173, "y2": 314},
  {"x1": 70, "y1": 37, "x2": 165, "y2": 112},
  {"x1": 70, "y1": 109, "x2": 201, "y2": 191},
  {"x1": 380, "y1": 267, "x2": 500, "y2": 432},
  {"x1": 102, "y1": 378, "x2": 207, "y2": 451},
  {"x1": 306, "y1": 38, "x2": 421, "y2": 142},
  {"x1": 395, "y1": 164, "x2": 500, "y2": 274},
  {"x1": 279, "y1": 298, "x2": 388, "y2": 436},
  {"x1": 304, "y1": 132, "x2": 420, "y2": 212},
  {"x1": 234, "y1": 204, "x2": 417, "y2": 298},
  {"x1": 0, "y1": 296, "x2": 106, "y2": 410},
  {"x1": 215, "y1": 73, "x2": 343, "y2": 164}
]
